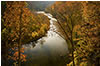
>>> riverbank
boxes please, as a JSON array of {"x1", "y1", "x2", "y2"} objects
[
  {"x1": 21, "y1": 11, "x2": 69, "y2": 66},
  {"x1": 2, "y1": 10, "x2": 69, "y2": 66},
  {"x1": 2, "y1": 1, "x2": 70, "y2": 66},
  {"x1": 22, "y1": 13, "x2": 50, "y2": 44},
  {"x1": 1, "y1": 9, "x2": 50, "y2": 66}
]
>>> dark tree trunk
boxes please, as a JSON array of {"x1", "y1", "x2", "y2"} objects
[
  {"x1": 18, "y1": 8, "x2": 23, "y2": 66},
  {"x1": 71, "y1": 30, "x2": 75, "y2": 66},
  {"x1": 5, "y1": 40, "x2": 8, "y2": 66}
]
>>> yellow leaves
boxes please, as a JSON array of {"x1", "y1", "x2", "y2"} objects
[
  {"x1": 31, "y1": 23, "x2": 49, "y2": 39},
  {"x1": 79, "y1": 61, "x2": 88, "y2": 66},
  {"x1": 2, "y1": 28, "x2": 7, "y2": 34},
  {"x1": 66, "y1": 61, "x2": 73, "y2": 66},
  {"x1": 40, "y1": 24, "x2": 48, "y2": 33},
  {"x1": 32, "y1": 32, "x2": 38, "y2": 37}
]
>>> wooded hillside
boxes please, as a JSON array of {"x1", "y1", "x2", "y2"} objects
[{"x1": 46, "y1": 1, "x2": 100, "y2": 66}]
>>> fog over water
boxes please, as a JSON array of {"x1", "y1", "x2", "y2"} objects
[{"x1": 22, "y1": 11, "x2": 68, "y2": 66}]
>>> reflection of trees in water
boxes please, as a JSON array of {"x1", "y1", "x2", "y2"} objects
[
  {"x1": 39, "y1": 38, "x2": 45, "y2": 45},
  {"x1": 32, "y1": 42, "x2": 36, "y2": 48},
  {"x1": 29, "y1": 38, "x2": 46, "y2": 48}
]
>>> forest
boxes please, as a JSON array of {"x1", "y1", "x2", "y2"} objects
[
  {"x1": 1, "y1": 1, "x2": 50, "y2": 66},
  {"x1": 1, "y1": 1, "x2": 100, "y2": 66},
  {"x1": 46, "y1": 1, "x2": 100, "y2": 66}
]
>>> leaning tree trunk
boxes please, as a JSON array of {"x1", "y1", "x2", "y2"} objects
[
  {"x1": 57, "y1": 19, "x2": 75, "y2": 66},
  {"x1": 71, "y1": 29, "x2": 75, "y2": 66}
]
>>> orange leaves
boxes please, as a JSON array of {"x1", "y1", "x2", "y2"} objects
[
  {"x1": 12, "y1": 51, "x2": 27, "y2": 62},
  {"x1": 20, "y1": 48, "x2": 25, "y2": 53},
  {"x1": 9, "y1": 47, "x2": 27, "y2": 62},
  {"x1": 14, "y1": 51, "x2": 19, "y2": 57}
]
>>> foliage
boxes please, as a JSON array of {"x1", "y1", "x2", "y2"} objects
[
  {"x1": 47, "y1": 1, "x2": 100, "y2": 66},
  {"x1": 73, "y1": 2, "x2": 100, "y2": 65},
  {"x1": 2, "y1": 1, "x2": 50, "y2": 46},
  {"x1": 8, "y1": 47, "x2": 26, "y2": 65},
  {"x1": 1, "y1": 1, "x2": 50, "y2": 66}
]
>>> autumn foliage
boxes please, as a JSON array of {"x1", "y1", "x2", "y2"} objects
[
  {"x1": 46, "y1": 1, "x2": 100, "y2": 66},
  {"x1": 1, "y1": 1, "x2": 50, "y2": 66}
]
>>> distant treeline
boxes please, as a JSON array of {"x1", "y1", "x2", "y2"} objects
[{"x1": 27, "y1": 1, "x2": 55, "y2": 11}]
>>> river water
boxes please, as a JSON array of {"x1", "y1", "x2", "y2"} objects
[{"x1": 22, "y1": 11, "x2": 68, "y2": 66}]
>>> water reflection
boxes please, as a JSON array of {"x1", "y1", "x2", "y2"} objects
[{"x1": 22, "y1": 11, "x2": 68, "y2": 66}]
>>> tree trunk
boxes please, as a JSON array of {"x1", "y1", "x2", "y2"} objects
[
  {"x1": 18, "y1": 38, "x2": 21, "y2": 66},
  {"x1": 57, "y1": 19, "x2": 75, "y2": 66},
  {"x1": 5, "y1": 40, "x2": 8, "y2": 66},
  {"x1": 70, "y1": 15, "x2": 75, "y2": 66},
  {"x1": 95, "y1": 58, "x2": 100, "y2": 66},
  {"x1": 71, "y1": 30, "x2": 75, "y2": 66},
  {"x1": 18, "y1": 8, "x2": 23, "y2": 66}
]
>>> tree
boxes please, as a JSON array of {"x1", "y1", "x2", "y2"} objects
[
  {"x1": 46, "y1": 1, "x2": 82, "y2": 66},
  {"x1": 3, "y1": 2, "x2": 29, "y2": 66},
  {"x1": 2, "y1": 1, "x2": 50, "y2": 66},
  {"x1": 73, "y1": 2, "x2": 100, "y2": 65}
]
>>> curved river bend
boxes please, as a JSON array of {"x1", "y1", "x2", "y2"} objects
[{"x1": 22, "y1": 11, "x2": 68, "y2": 66}]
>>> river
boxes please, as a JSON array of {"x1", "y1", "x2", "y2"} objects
[{"x1": 22, "y1": 11, "x2": 68, "y2": 66}]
